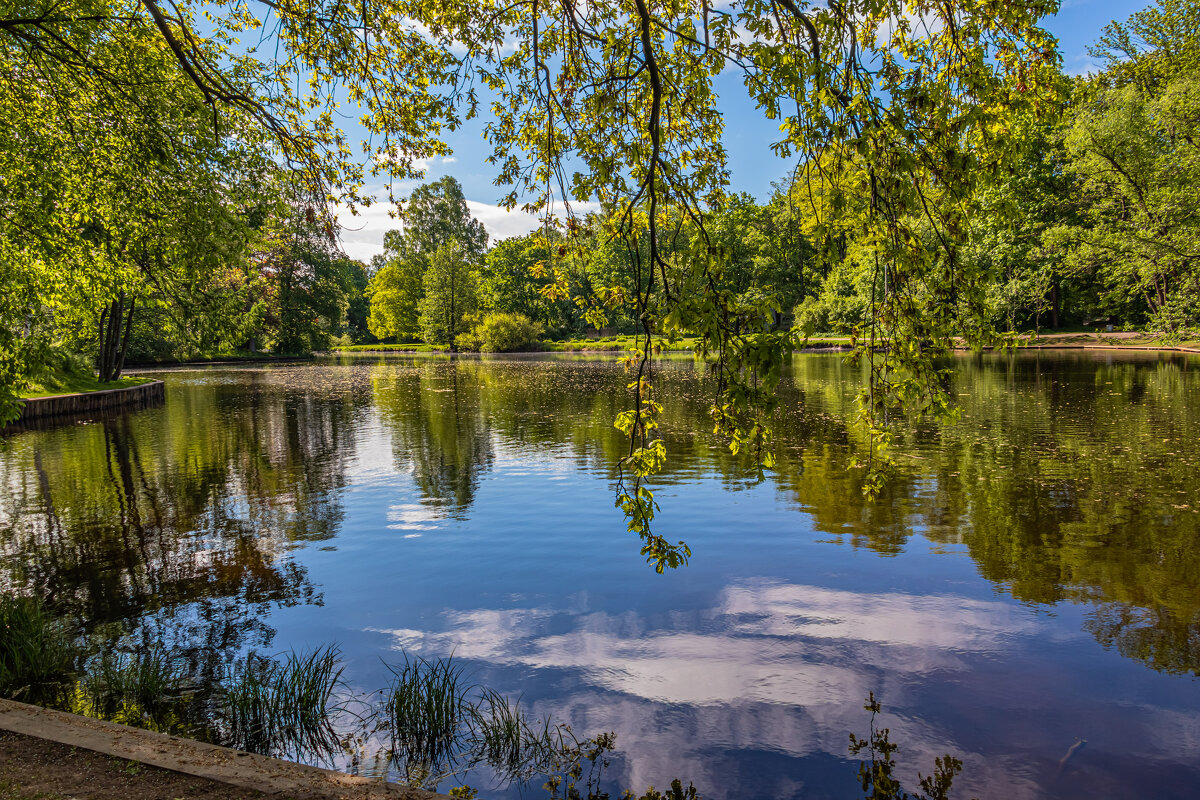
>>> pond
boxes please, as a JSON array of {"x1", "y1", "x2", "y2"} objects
[{"x1": 1, "y1": 350, "x2": 1198, "y2": 799}]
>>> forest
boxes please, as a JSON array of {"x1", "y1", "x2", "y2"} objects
[{"x1": 2, "y1": 0, "x2": 1198, "y2": 427}]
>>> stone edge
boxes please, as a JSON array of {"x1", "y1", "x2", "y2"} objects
[{"x1": 0, "y1": 699, "x2": 452, "y2": 800}]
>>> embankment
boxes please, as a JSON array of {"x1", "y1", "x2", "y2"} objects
[{"x1": 9, "y1": 380, "x2": 165, "y2": 428}]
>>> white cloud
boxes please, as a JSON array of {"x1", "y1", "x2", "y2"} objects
[
  {"x1": 334, "y1": 199, "x2": 400, "y2": 263},
  {"x1": 365, "y1": 581, "x2": 1055, "y2": 798},
  {"x1": 371, "y1": 582, "x2": 1040, "y2": 707},
  {"x1": 335, "y1": 191, "x2": 601, "y2": 262},
  {"x1": 465, "y1": 201, "x2": 542, "y2": 244}
]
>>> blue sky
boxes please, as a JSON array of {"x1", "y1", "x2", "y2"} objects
[{"x1": 337, "y1": 0, "x2": 1151, "y2": 261}]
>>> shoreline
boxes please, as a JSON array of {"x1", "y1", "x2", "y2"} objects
[
  {"x1": 7, "y1": 380, "x2": 166, "y2": 429},
  {"x1": 0, "y1": 698, "x2": 448, "y2": 800},
  {"x1": 125, "y1": 354, "x2": 316, "y2": 367},
  {"x1": 330, "y1": 339, "x2": 1200, "y2": 356}
]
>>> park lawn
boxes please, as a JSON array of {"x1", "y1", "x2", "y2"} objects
[
  {"x1": 330, "y1": 343, "x2": 450, "y2": 352},
  {"x1": 542, "y1": 336, "x2": 701, "y2": 352},
  {"x1": 19, "y1": 375, "x2": 154, "y2": 400}
]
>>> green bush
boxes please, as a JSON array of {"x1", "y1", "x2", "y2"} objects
[{"x1": 460, "y1": 312, "x2": 543, "y2": 352}]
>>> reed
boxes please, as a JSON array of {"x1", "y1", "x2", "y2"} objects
[
  {"x1": 381, "y1": 652, "x2": 471, "y2": 779},
  {"x1": 223, "y1": 645, "x2": 344, "y2": 759},
  {"x1": 0, "y1": 595, "x2": 80, "y2": 706},
  {"x1": 84, "y1": 647, "x2": 187, "y2": 715}
]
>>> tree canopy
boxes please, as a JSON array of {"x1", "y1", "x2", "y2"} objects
[{"x1": 18, "y1": 0, "x2": 1200, "y2": 569}]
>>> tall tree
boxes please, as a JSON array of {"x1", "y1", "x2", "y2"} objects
[
  {"x1": 1059, "y1": 0, "x2": 1200, "y2": 332},
  {"x1": 482, "y1": 234, "x2": 576, "y2": 335},
  {"x1": 0, "y1": 15, "x2": 279, "y2": 411},
  {"x1": 264, "y1": 208, "x2": 357, "y2": 355},
  {"x1": 418, "y1": 242, "x2": 479, "y2": 348},
  {"x1": 390, "y1": 177, "x2": 488, "y2": 262},
  {"x1": 367, "y1": 177, "x2": 487, "y2": 341}
]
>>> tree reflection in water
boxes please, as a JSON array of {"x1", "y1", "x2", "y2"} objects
[
  {"x1": 0, "y1": 351, "x2": 1197, "y2": 798},
  {"x1": 0, "y1": 370, "x2": 370, "y2": 682}
]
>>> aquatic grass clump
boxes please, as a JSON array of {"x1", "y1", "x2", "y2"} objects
[
  {"x1": 223, "y1": 644, "x2": 345, "y2": 759},
  {"x1": 0, "y1": 594, "x2": 80, "y2": 706},
  {"x1": 83, "y1": 647, "x2": 191, "y2": 728},
  {"x1": 382, "y1": 652, "x2": 472, "y2": 782},
  {"x1": 379, "y1": 652, "x2": 603, "y2": 790},
  {"x1": 471, "y1": 687, "x2": 530, "y2": 777}
]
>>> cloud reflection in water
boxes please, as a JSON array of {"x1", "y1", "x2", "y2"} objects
[{"x1": 370, "y1": 580, "x2": 1054, "y2": 798}]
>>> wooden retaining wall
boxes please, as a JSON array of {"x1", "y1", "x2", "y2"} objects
[{"x1": 13, "y1": 380, "x2": 165, "y2": 425}]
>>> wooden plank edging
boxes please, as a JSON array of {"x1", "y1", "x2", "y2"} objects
[
  {"x1": 15, "y1": 380, "x2": 166, "y2": 424},
  {"x1": 0, "y1": 698, "x2": 452, "y2": 800}
]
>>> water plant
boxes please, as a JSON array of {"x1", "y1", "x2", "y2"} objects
[
  {"x1": 222, "y1": 644, "x2": 345, "y2": 759},
  {"x1": 849, "y1": 693, "x2": 963, "y2": 800},
  {"x1": 0, "y1": 594, "x2": 80, "y2": 706},
  {"x1": 380, "y1": 652, "x2": 473, "y2": 784},
  {"x1": 83, "y1": 647, "x2": 189, "y2": 722},
  {"x1": 376, "y1": 652, "x2": 659, "y2": 796}
]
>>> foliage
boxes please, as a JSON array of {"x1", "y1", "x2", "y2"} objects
[
  {"x1": 481, "y1": 235, "x2": 577, "y2": 336},
  {"x1": 368, "y1": 178, "x2": 488, "y2": 342},
  {"x1": 457, "y1": 312, "x2": 544, "y2": 352},
  {"x1": 262, "y1": 210, "x2": 358, "y2": 355},
  {"x1": 0, "y1": 6, "x2": 283, "y2": 410},
  {"x1": 1061, "y1": 73, "x2": 1200, "y2": 334},
  {"x1": 368, "y1": 254, "x2": 428, "y2": 342},
  {"x1": 419, "y1": 243, "x2": 480, "y2": 348},
  {"x1": 389, "y1": 177, "x2": 489, "y2": 263}
]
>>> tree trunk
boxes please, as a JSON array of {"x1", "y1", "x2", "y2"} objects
[
  {"x1": 114, "y1": 298, "x2": 135, "y2": 379},
  {"x1": 97, "y1": 293, "x2": 136, "y2": 382}
]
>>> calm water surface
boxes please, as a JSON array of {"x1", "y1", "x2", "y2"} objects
[{"x1": 1, "y1": 351, "x2": 1198, "y2": 799}]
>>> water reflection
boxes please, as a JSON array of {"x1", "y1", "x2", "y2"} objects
[
  {"x1": 373, "y1": 361, "x2": 495, "y2": 519},
  {"x1": 367, "y1": 578, "x2": 1195, "y2": 799},
  {"x1": 0, "y1": 351, "x2": 1198, "y2": 799},
  {"x1": 0, "y1": 370, "x2": 367, "y2": 672}
]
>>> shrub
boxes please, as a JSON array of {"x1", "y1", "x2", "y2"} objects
[{"x1": 461, "y1": 312, "x2": 543, "y2": 352}]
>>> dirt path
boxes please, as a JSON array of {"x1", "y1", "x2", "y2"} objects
[{"x1": 0, "y1": 730, "x2": 271, "y2": 800}]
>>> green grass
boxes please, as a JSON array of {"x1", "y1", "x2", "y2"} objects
[
  {"x1": 0, "y1": 596, "x2": 80, "y2": 707},
  {"x1": 223, "y1": 645, "x2": 344, "y2": 759},
  {"x1": 331, "y1": 343, "x2": 450, "y2": 352},
  {"x1": 18, "y1": 375, "x2": 153, "y2": 399}
]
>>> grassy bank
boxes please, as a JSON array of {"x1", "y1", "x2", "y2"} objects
[
  {"x1": 18, "y1": 375, "x2": 154, "y2": 400},
  {"x1": 329, "y1": 330, "x2": 1200, "y2": 357},
  {"x1": 1017, "y1": 331, "x2": 1200, "y2": 350},
  {"x1": 332, "y1": 337, "x2": 702, "y2": 354},
  {"x1": 328, "y1": 343, "x2": 450, "y2": 353}
]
